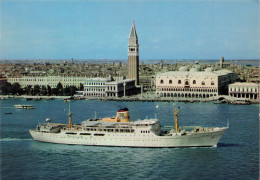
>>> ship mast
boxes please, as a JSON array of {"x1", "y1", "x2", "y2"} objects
[
  {"x1": 68, "y1": 101, "x2": 72, "y2": 129},
  {"x1": 174, "y1": 108, "x2": 179, "y2": 132}
]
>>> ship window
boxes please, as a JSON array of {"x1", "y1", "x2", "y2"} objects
[
  {"x1": 80, "y1": 133, "x2": 91, "y2": 135},
  {"x1": 65, "y1": 132, "x2": 77, "y2": 135}
]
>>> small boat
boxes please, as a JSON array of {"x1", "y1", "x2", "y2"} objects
[
  {"x1": 213, "y1": 101, "x2": 224, "y2": 104},
  {"x1": 5, "y1": 112, "x2": 12, "y2": 114},
  {"x1": 228, "y1": 99, "x2": 251, "y2": 105},
  {"x1": 47, "y1": 97, "x2": 55, "y2": 100},
  {"x1": 14, "y1": 105, "x2": 34, "y2": 109}
]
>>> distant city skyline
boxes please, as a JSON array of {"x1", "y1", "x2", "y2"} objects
[{"x1": 1, "y1": 0, "x2": 259, "y2": 60}]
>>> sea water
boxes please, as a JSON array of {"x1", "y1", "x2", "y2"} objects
[{"x1": 0, "y1": 99, "x2": 259, "y2": 180}]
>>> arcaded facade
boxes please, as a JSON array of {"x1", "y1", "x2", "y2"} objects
[
  {"x1": 83, "y1": 78, "x2": 109, "y2": 97},
  {"x1": 229, "y1": 82, "x2": 259, "y2": 100},
  {"x1": 8, "y1": 76, "x2": 86, "y2": 88},
  {"x1": 156, "y1": 66, "x2": 237, "y2": 98}
]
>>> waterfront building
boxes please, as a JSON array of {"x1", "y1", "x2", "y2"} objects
[
  {"x1": 106, "y1": 79, "x2": 135, "y2": 97},
  {"x1": 83, "y1": 78, "x2": 110, "y2": 97},
  {"x1": 83, "y1": 77, "x2": 135, "y2": 97},
  {"x1": 128, "y1": 21, "x2": 139, "y2": 86},
  {"x1": 229, "y1": 82, "x2": 259, "y2": 100},
  {"x1": 139, "y1": 76, "x2": 155, "y2": 91},
  {"x1": 156, "y1": 65, "x2": 237, "y2": 98},
  {"x1": 7, "y1": 76, "x2": 86, "y2": 88}
]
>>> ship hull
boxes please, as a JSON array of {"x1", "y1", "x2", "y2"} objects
[{"x1": 29, "y1": 127, "x2": 227, "y2": 148}]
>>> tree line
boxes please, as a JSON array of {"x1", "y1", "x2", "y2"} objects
[{"x1": 0, "y1": 81, "x2": 83, "y2": 96}]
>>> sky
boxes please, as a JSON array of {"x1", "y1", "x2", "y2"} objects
[{"x1": 0, "y1": 0, "x2": 259, "y2": 60}]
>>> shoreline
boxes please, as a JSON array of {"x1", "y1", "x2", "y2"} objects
[{"x1": 0, "y1": 94, "x2": 259, "y2": 104}]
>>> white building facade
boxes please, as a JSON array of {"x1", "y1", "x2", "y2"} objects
[
  {"x1": 229, "y1": 82, "x2": 259, "y2": 100},
  {"x1": 83, "y1": 78, "x2": 109, "y2": 97},
  {"x1": 156, "y1": 66, "x2": 237, "y2": 98},
  {"x1": 83, "y1": 78, "x2": 135, "y2": 97},
  {"x1": 106, "y1": 79, "x2": 135, "y2": 97},
  {"x1": 7, "y1": 76, "x2": 86, "y2": 88}
]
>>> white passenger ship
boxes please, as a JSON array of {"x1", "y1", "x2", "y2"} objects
[{"x1": 30, "y1": 106, "x2": 228, "y2": 148}]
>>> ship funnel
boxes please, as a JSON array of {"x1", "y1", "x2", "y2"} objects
[
  {"x1": 116, "y1": 108, "x2": 130, "y2": 122},
  {"x1": 102, "y1": 108, "x2": 130, "y2": 123}
]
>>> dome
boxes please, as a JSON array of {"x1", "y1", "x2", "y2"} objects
[
  {"x1": 190, "y1": 65, "x2": 201, "y2": 72},
  {"x1": 179, "y1": 66, "x2": 188, "y2": 71},
  {"x1": 190, "y1": 68, "x2": 198, "y2": 72},
  {"x1": 205, "y1": 67, "x2": 213, "y2": 72}
]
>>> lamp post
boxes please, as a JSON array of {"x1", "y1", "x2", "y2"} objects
[{"x1": 123, "y1": 82, "x2": 126, "y2": 97}]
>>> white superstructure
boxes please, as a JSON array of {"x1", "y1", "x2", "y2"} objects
[{"x1": 30, "y1": 108, "x2": 228, "y2": 148}]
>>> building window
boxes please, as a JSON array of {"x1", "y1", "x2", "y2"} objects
[
  {"x1": 211, "y1": 81, "x2": 214, "y2": 85},
  {"x1": 201, "y1": 81, "x2": 205, "y2": 85},
  {"x1": 193, "y1": 80, "x2": 196, "y2": 84},
  {"x1": 169, "y1": 80, "x2": 172, "y2": 84},
  {"x1": 178, "y1": 80, "x2": 181, "y2": 84},
  {"x1": 160, "y1": 80, "x2": 164, "y2": 84}
]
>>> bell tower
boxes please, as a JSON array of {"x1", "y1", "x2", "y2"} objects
[{"x1": 128, "y1": 21, "x2": 139, "y2": 86}]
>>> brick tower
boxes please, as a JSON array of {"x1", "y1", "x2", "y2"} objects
[{"x1": 128, "y1": 21, "x2": 139, "y2": 86}]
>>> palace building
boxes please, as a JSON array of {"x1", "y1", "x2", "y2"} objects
[
  {"x1": 128, "y1": 21, "x2": 139, "y2": 86},
  {"x1": 155, "y1": 65, "x2": 237, "y2": 98}
]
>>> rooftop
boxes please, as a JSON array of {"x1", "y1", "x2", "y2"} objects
[{"x1": 229, "y1": 82, "x2": 259, "y2": 87}]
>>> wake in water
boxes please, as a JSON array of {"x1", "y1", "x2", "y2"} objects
[
  {"x1": 0, "y1": 138, "x2": 33, "y2": 142},
  {"x1": 0, "y1": 107, "x2": 14, "y2": 109}
]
